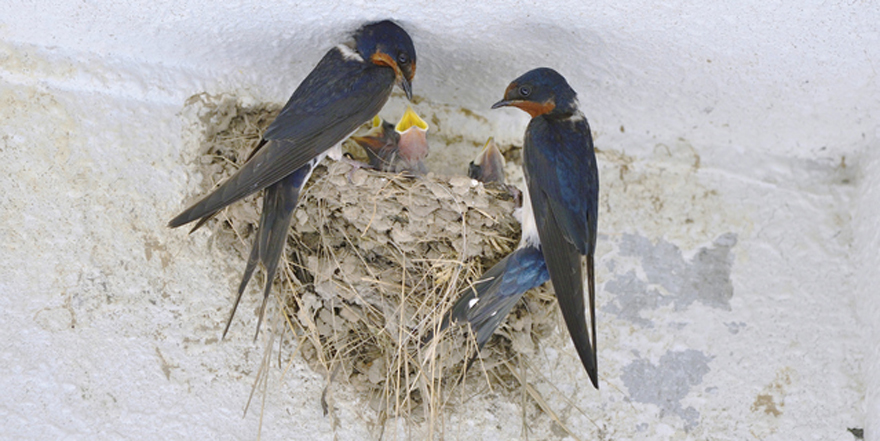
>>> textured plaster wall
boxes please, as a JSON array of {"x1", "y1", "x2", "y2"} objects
[
  {"x1": 856, "y1": 144, "x2": 880, "y2": 440},
  {"x1": 1, "y1": 0, "x2": 877, "y2": 440}
]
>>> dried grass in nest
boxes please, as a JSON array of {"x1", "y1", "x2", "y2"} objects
[{"x1": 187, "y1": 95, "x2": 562, "y2": 426}]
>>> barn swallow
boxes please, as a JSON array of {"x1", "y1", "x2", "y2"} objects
[
  {"x1": 468, "y1": 138, "x2": 506, "y2": 184},
  {"x1": 442, "y1": 68, "x2": 599, "y2": 388},
  {"x1": 352, "y1": 106, "x2": 429, "y2": 174},
  {"x1": 168, "y1": 20, "x2": 416, "y2": 339},
  {"x1": 492, "y1": 68, "x2": 600, "y2": 388}
]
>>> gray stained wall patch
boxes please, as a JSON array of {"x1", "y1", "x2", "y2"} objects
[
  {"x1": 604, "y1": 233, "x2": 737, "y2": 326},
  {"x1": 622, "y1": 349, "x2": 713, "y2": 431}
]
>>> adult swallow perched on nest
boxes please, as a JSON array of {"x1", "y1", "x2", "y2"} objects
[
  {"x1": 352, "y1": 106, "x2": 429, "y2": 174},
  {"x1": 168, "y1": 20, "x2": 417, "y2": 339},
  {"x1": 442, "y1": 68, "x2": 600, "y2": 389}
]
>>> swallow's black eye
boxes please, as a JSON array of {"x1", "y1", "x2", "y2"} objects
[
  {"x1": 519, "y1": 86, "x2": 531, "y2": 97},
  {"x1": 397, "y1": 52, "x2": 409, "y2": 64}
]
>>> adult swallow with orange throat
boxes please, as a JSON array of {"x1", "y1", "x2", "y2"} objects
[
  {"x1": 168, "y1": 20, "x2": 416, "y2": 339},
  {"x1": 444, "y1": 68, "x2": 600, "y2": 388}
]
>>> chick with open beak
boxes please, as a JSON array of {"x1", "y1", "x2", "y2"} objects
[{"x1": 393, "y1": 105, "x2": 430, "y2": 175}]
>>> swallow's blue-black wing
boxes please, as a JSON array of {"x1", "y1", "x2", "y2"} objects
[
  {"x1": 524, "y1": 116, "x2": 597, "y2": 256},
  {"x1": 442, "y1": 246, "x2": 549, "y2": 349},
  {"x1": 523, "y1": 114, "x2": 599, "y2": 388},
  {"x1": 169, "y1": 48, "x2": 395, "y2": 228},
  {"x1": 221, "y1": 164, "x2": 310, "y2": 339}
]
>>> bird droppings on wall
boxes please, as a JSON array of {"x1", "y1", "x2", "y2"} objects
[{"x1": 748, "y1": 367, "x2": 796, "y2": 437}]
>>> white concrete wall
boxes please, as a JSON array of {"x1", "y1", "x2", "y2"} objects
[
  {"x1": 1, "y1": 1, "x2": 877, "y2": 439},
  {"x1": 856, "y1": 142, "x2": 880, "y2": 439}
]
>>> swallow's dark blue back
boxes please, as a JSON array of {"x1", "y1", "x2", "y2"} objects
[
  {"x1": 265, "y1": 49, "x2": 394, "y2": 141},
  {"x1": 523, "y1": 114, "x2": 598, "y2": 256},
  {"x1": 169, "y1": 48, "x2": 396, "y2": 227}
]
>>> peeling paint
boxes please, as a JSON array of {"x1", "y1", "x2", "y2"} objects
[
  {"x1": 603, "y1": 270, "x2": 662, "y2": 327},
  {"x1": 622, "y1": 349, "x2": 713, "y2": 431},
  {"x1": 604, "y1": 233, "x2": 737, "y2": 326}
]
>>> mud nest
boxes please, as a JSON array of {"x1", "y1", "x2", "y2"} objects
[{"x1": 185, "y1": 94, "x2": 560, "y2": 421}]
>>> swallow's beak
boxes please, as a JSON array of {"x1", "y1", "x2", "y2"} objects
[
  {"x1": 476, "y1": 138, "x2": 503, "y2": 164},
  {"x1": 492, "y1": 98, "x2": 553, "y2": 117},
  {"x1": 398, "y1": 75, "x2": 413, "y2": 101},
  {"x1": 491, "y1": 99, "x2": 513, "y2": 109},
  {"x1": 395, "y1": 106, "x2": 428, "y2": 133}
]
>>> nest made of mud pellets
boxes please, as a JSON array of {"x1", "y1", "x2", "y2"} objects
[{"x1": 184, "y1": 94, "x2": 560, "y2": 421}]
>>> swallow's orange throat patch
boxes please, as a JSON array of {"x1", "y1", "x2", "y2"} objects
[
  {"x1": 513, "y1": 99, "x2": 556, "y2": 118},
  {"x1": 370, "y1": 52, "x2": 402, "y2": 79}
]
